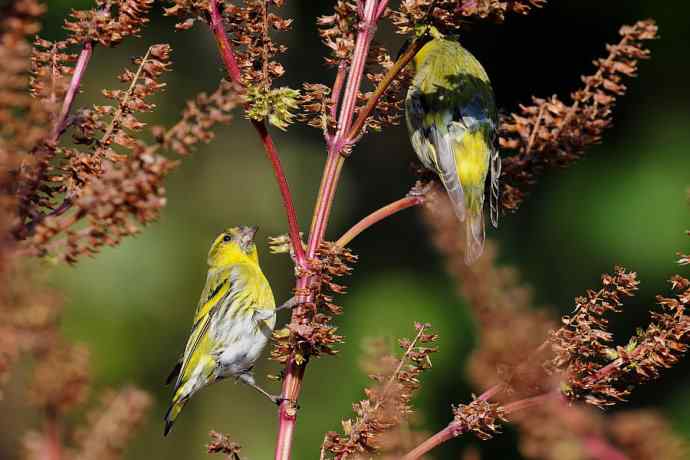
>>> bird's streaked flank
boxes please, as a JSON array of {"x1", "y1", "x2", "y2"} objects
[
  {"x1": 164, "y1": 226, "x2": 288, "y2": 436},
  {"x1": 405, "y1": 26, "x2": 500, "y2": 263}
]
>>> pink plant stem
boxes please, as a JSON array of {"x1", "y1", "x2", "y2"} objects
[
  {"x1": 50, "y1": 41, "x2": 93, "y2": 143},
  {"x1": 477, "y1": 382, "x2": 505, "y2": 401},
  {"x1": 401, "y1": 423, "x2": 462, "y2": 460},
  {"x1": 587, "y1": 357, "x2": 623, "y2": 384},
  {"x1": 208, "y1": 0, "x2": 242, "y2": 81},
  {"x1": 207, "y1": 0, "x2": 306, "y2": 267},
  {"x1": 331, "y1": 0, "x2": 377, "y2": 150},
  {"x1": 374, "y1": 0, "x2": 390, "y2": 19},
  {"x1": 335, "y1": 195, "x2": 424, "y2": 247},
  {"x1": 329, "y1": 62, "x2": 348, "y2": 121},
  {"x1": 274, "y1": 2, "x2": 382, "y2": 459},
  {"x1": 403, "y1": 392, "x2": 558, "y2": 460},
  {"x1": 502, "y1": 391, "x2": 556, "y2": 413}
]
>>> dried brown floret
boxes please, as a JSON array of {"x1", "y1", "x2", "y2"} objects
[
  {"x1": 208, "y1": 431, "x2": 243, "y2": 460},
  {"x1": 359, "y1": 44, "x2": 413, "y2": 133},
  {"x1": 22, "y1": 44, "x2": 174, "y2": 262},
  {"x1": 63, "y1": 0, "x2": 154, "y2": 47},
  {"x1": 0, "y1": 0, "x2": 45, "y2": 42},
  {"x1": 31, "y1": 149, "x2": 176, "y2": 263},
  {"x1": 28, "y1": 342, "x2": 90, "y2": 414},
  {"x1": 0, "y1": 264, "x2": 62, "y2": 396},
  {"x1": 317, "y1": 1, "x2": 358, "y2": 67},
  {"x1": 0, "y1": 14, "x2": 54, "y2": 237},
  {"x1": 153, "y1": 78, "x2": 242, "y2": 155},
  {"x1": 299, "y1": 82, "x2": 336, "y2": 131},
  {"x1": 164, "y1": 0, "x2": 211, "y2": 30},
  {"x1": 545, "y1": 267, "x2": 639, "y2": 404},
  {"x1": 500, "y1": 20, "x2": 658, "y2": 212},
  {"x1": 391, "y1": 0, "x2": 544, "y2": 35},
  {"x1": 452, "y1": 398, "x2": 508, "y2": 440},
  {"x1": 271, "y1": 242, "x2": 356, "y2": 365},
  {"x1": 74, "y1": 387, "x2": 152, "y2": 460},
  {"x1": 29, "y1": 37, "x2": 77, "y2": 107},
  {"x1": 421, "y1": 184, "x2": 553, "y2": 395},
  {"x1": 208, "y1": 0, "x2": 299, "y2": 129},
  {"x1": 322, "y1": 324, "x2": 437, "y2": 458}
]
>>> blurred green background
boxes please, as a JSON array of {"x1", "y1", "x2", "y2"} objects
[{"x1": 3, "y1": 1, "x2": 690, "y2": 459}]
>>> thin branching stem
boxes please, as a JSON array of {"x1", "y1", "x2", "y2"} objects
[
  {"x1": 100, "y1": 46, "x2": 152, "y2": 146},
  {"x1": 335, "y1": 195, "x2": 424, "y2": 247},
  {"x1": 402, "y1": 392, "x2": 556, "y2": 460},
  {"x1": 345, "y1": 32, "x2": 430, "y2": 142}
]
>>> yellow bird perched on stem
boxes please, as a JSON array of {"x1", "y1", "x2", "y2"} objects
[
  {"x1": 164, "y1": 226, "x2": 295, "y2": 436},
  {"x1": 405, "y1": 26, "x2": 501, "y2": 263}
]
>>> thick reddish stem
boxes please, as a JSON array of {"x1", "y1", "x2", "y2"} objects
[
  {"x1": 274, "y1": 2, "x2": 382, "y2": 459},
  {"x1": 252, "y1": 119, "x2": 306, "y2": 266},
  {"x1": 208, "y1": 1, "x2": 242, "y2": 82},
  {"x1": 207, "y1": 0, "x2": 306, "y2": 267},
  {"x1": 50, "y1": 41, "x2": 93, "y2": 143},
  {"x1": 335, "y1": 195, "x2": 424, "y2": 247}
]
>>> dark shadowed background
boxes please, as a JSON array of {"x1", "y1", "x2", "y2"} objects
[{"x1": 2, "y1": 1, "x2": 689, "y2": 458}]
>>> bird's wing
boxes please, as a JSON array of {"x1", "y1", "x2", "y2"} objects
[
  {"x1": 429, "y1": 120, "x2": 467, "y2": 222},
  {"x1": 406, "y1": 79, "x2": 467, "y2": 221},
  {"x1": 405, "y1": 89, "x2": 442, "y2": 172},
  {"x1": 172, "y1": 267, "x2": 232, "y2": 390},
  {"x1": 490, "y1": 148, "x2": 501, "y2": 228}
]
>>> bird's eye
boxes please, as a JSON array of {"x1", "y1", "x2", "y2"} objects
[{"x1": 223, "y1": 235, "x2": 232, "y2": 243}]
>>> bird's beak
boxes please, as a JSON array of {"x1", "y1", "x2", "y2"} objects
[{"x1": 241, "y1": 225, "x2": 258, "y2": 241}]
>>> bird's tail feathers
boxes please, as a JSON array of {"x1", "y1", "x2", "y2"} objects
[
  {"x1": 163, "y1": 393, "x2": 187, "y2": 436},
  {"x1": 165, "y1": 360, "x2": 182, "y2": 385},
  {"x1": 465, "y1": 204, "x2": 485, "y2": 264},
  {"x1": 465, "y1": 187, "x2": 485, "y2": 265},
  {"x1": 439, "y1": 168, "x2": 467, "y2": 223},
  {"x1": 489, "y1": 149, "x2": 501, "y2": 228}
]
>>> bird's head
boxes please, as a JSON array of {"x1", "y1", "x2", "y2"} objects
[{"x1": 207, "y1": 225, "x2": 259, "y2": 268}]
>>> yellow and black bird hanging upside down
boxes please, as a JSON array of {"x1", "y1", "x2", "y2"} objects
[{"x1": 405, "y1": 26, "x2": 501, "y2": 264}]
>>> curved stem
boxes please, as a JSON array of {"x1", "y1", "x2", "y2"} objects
[
  {"x1": 402, "y1": 392, "x2": 557, "y2": 460},
  {"x1": 207, "y1": 0, "x2": 306, "y2": 267},
  {"x1": 208, "y1": 0, "x2": 241, "y2": 82},
  {"x1": 50, "y1": 41, "x2": 93, "y2": 143},
  {"x1": 335, "y1": 195, "x2": 424, "y2": 247},
  {"x1": 252, "y1": 118, "x2": 306, "y2": 267}
]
